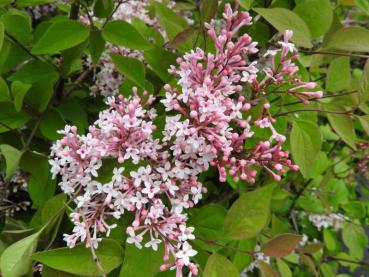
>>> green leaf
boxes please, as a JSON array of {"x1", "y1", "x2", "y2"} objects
[
  {"x1": 290, "y1": 119, "x2": 321, "y2": 178},
  {"x1": 0, "y1": 102, "x2": 30, "y2": 133},
  {"x1": 321, "y1": 102, "x2": 356, "y2": 149},
  {"x1": 144, "y1": 47, "x2": 177, "y2": 82},
  {"x1": 0, "y1": 231, "x2": 41, "y2": 277},
  {"x1": 39, "y1": 109, "x2": 65, "y2": 141},
  {"x1": 119, "y1": 243, "x2": 164, "y2": 277},
  {"x1": 41, "y1": 193, "x2": 66, "y2": 224},
  {"x1": 325, "y1": 27, "x2": 369, "y2": 52},
  {"x1": 32, "y1": 239, "x2": 124, "y2": 276},
  {"x1": 24, "y1": 77, "x2": 58, "y2": 112},
  {"x1": 32, "y1": 20, "x2": 89, "y2": 54},
  {"x1": 20, "y1": 151, "x2": 55, "y2": 206},
  {"x1": 356, "y1": 0, "x2": 369, "y2": 15},
  {"x1": 201, "y1": 0, "x2": 219, "y2": 24},
  {"x1": 0, "y1": 144, "x2": 22, "y2": 177},
  {"x1": 93, "y1": 0, "x2": 114, "y2": 18},
  {"x1": 153, "y1": 2, "x2": 188, "y2": 40},
  {"x1": 11, "y1": 81, "x2": 31, "y2": 112},
  {"x1": 3, "y1": 14, "x2": 31, "y2": 43},
  {"x1": 276, "y1": 259, "x2": 292, "y2": 277},
  {"x1": 253, "y1": 8, "x2": 312, "y2": 48},
  {"x1": 342, "y1": 223, "x2": 368, "y2": 260},
  {"x1": 102, "y1": 20, "x2": 153, "y2": 50},
  {"x1": 8, "y1": 60, "x2": 58, "y2": 84},
  {"x1": 188, "y1": 204, "x2": 227, "y2": 251},
  {"x1": 293, "y1": 0, "x2": 333, "y2": 39},
  {"x1": 42, "y1": 266, "x2": 79, "y2": 277},
  {"x1": 224, "y1": 184, "x2": 274, "y2": 240},
  {"x1": 0, "y1": 77, "x2": 10, "y2": 102},
  {"x1": 203, "y1": 253, "x2": 239, "y2": 277},
  {"x1": 89, "y1": 30, "x2": 106, "y2": 65},
  {"x1": 358, "y1": 115, "x2": 369, "y2": 136},
  {"x1": 111, "y1": 54, "x2": 145, "y2": 89},
  {"x1": 259, "y1": 260, "x2": 279, "y2": 277},
  {"x1": 326, "y1": 57, "x2": 351, "y2": 92},
  {"x1": 239, "y1": 0, "x2": 253, "y2": 10},
  {"x1": 261, "y1": 234, "x2": 302, "y2": 257}
]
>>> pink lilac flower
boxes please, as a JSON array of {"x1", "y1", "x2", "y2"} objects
[{"x1": 51, "y1": 3, "x2": 323, "y2": 276}]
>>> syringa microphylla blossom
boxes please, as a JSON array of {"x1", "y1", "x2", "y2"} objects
[{"x1": 50, "y1": 3, "x2": 323, "y2": 276}]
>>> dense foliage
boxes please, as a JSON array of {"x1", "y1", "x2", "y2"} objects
[{"x1": 0, "y1": 0, "x2": 368, "y2": 276}]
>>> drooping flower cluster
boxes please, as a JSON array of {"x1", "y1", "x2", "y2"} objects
[
  {"x1": 308, "y1": 213, "x2": 348, "y2": 230},
  {"x1": 51, "y1": 3, "x2": 323, "y2": 276}
]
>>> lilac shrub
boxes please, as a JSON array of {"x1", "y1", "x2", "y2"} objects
[{"x1": 50, "y1": 3, "x2": 323, "y2": 275}]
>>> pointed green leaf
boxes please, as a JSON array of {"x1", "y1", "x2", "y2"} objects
[
  {"x1": 32, "y1": 20, "x2": 89, "y2": 54},
  {"x1": 102, "y1": 20, "x2": 153, "y2": 50},
  {"x1": 0, "y1": 231, "x2": 41, "y2": 277},
  {"x1": 89, "y1": 30, "x2": 106, "y2": 65},
  {"x1": 32, "y1": 239, "x2": 124, "y2": 276},
  {"x1": 290, "y1": 119, "x2": 321, "y2": 178},
  {"x1": 224, "y1": 184, "x2": 274, "y2": 240}
]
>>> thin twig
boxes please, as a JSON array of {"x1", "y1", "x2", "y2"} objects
[
  {"x1": 5, "y1": 31, "x2": 40, "y2": 61},
  {"x1": 281, "y1": 91, "x2": 359, "y2": 107},
  {"x1": 274, "y1": 108, "x2": 354, "y2": 117},
  {"x1": 90, "y1": 246, "x2": 107, "y2": 277},
  {"x1": 102, "y1": 0, "x2": 126, "y2": 28},
  {"x1": 301, "y1": 50, "x2": 369, "y2": 59},
  {"x1": 322, "y1": 256, "x2": 369, "y2": 266},
  {"x1": 288, "y1": 179, "x2": 312, "y2": 215},
  {"x1": 197, "y1": 237, "x2": 256, "y2": 256}
]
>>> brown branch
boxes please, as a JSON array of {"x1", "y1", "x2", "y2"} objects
[{"x1": 322, "y1": 256, "x2": 369, "y2": 266}]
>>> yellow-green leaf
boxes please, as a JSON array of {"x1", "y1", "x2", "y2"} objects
[
  {"x1": 224, "y1": 184, "x2": 274, "y2": 240},
  {"x1": 203, "y1": 253, "x2": 239, "y2": 277}
]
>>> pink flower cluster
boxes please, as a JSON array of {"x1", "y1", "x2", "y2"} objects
[{"x1": 50, "y1": 3, "x2": 323, "y2": 276}]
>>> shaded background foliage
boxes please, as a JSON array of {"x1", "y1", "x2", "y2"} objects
[{"x1": 0, "y1": 0, "x2": 368, "y2": 276}]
